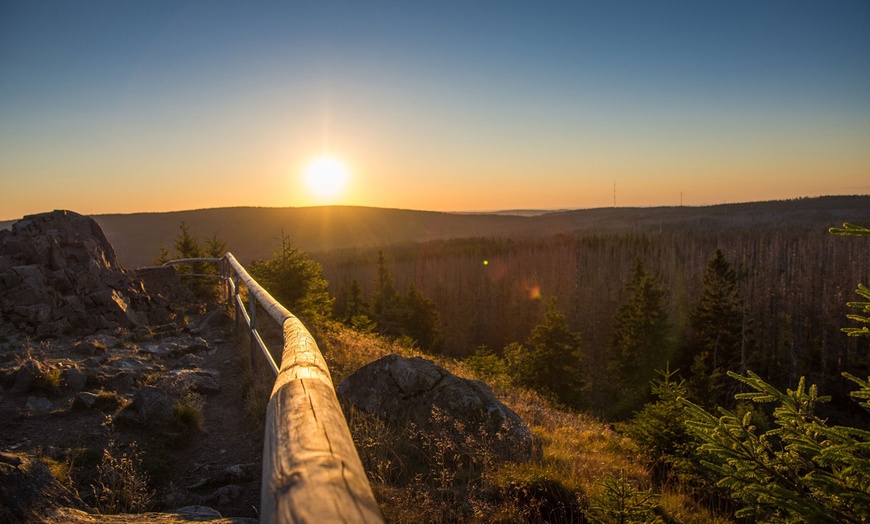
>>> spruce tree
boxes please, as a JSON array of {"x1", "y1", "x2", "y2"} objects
[
  {"x1": 691, "y1": 249, "x2": 746, "y2": 370},
  {"x1": 830, "y1": 223, "x2": 870, "y2": 338},
  {"x1": 505, "y1": 297, "x2": 584, "y2": 407},
  {"x1": 370, "y1": 251, "x2": 402, "y2": 335},
  {"x1": 402, "y1": 283, "x2": 442, "y2": 352},
  {"x1": 687, "y1": 249, "x2": 748, "y2": 404},
  {"x1": 606, "y1": 258, "x2": 671, "y2": 418},
  {"x1": 248, "y1": 235, "x2": 333, "y2": 326},
  {"x1": 682, "y1": 371, "x2": 870, "y2": 523}
]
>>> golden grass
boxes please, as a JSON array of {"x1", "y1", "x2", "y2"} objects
[{"x1": 321, "y1": 325, "x2": 732, "y2": 522}]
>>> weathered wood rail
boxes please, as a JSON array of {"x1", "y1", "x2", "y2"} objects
[{"x1": 164, "y1": 254, "x2": 383, "y2": 523}]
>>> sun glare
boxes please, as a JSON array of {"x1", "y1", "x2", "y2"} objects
[{"x1": 303, "y1": 155, "x2": 349, "y2": 202}]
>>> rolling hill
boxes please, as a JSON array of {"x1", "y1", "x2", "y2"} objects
[{"x1": 3, "y1": 195, "x2": 868, "y2": 269}]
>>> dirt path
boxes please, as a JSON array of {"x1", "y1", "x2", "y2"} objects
[{"x1": 0, "y1": 308, "x2": 265, "y2": 520}]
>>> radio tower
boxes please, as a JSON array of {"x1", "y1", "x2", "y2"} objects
[{"x1": 613, "y1": 182, "x2": 616, "y2": 208}]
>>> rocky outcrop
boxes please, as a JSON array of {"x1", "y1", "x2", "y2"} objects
[
  {"x1": 338, "y1": 353, "x2": 542, "y2": 461},
  {"x1": 0, "y1": 210, "x2": 169, "y2": 337}
]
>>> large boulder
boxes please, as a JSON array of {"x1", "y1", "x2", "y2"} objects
[
  {"x1": 0, "y1": 210, "x2": 166, "y2": 336},
  {"x1": 338, "y1": 354, "x2": 541, "y2": 461}
]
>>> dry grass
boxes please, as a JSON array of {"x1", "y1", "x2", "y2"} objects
[{"x1": 319, "y1": 325, "x2": 731, "y2": 523}]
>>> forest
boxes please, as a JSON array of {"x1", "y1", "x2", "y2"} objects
[
  {"x1": 318, "y1": 226, "x2": 869, "y2": 419},
  {"x1": 156, "y1": 212, "x2": 870, "y2": 521}
]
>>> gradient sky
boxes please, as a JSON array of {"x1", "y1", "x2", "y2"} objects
[{"x1": 2, "y1": 1, "x2": 869, "y2": 219}]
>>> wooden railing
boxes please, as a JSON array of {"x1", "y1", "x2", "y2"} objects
[{"x1": 163, "y1": 254, "x2": 383, "y2": 523}]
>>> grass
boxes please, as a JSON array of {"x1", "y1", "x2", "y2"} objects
[
  {"x1": 317, "y1": 324, "x2": 731, "y2": 523},
  {"x1": 173, "y1": 392, "x2": 204, "y2": 431}
]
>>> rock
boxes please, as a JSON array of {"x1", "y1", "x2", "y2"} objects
[
  {"x1": 0, "y1": 451, "x2": 22, "y2": 467},
  {"x1": 175, "y1": 354, "x2": 206, "y2": 369},
  {"x1": 205, "y1": 485, "x2": 242, "y2": 505},
  {"x1": 0, "y1": 210, "x2": 166, "y2": 336},
  {"x1": 339, "y1": 354, "x2": 542, "y2": 462},
  {"x1": 117, "y1": 386, "x2": 175, "y2": 426},
  {"x1": 63, "y1": 367, "x2": 88, "y2": 391},
  {"x1": 0, "y1": 452, "x2": 86, "y2": 523},
  {"x1": 11, "y1": 359, "x2": 40, "y2": 394},
  {"x1": 136, "y1": 265, "x2": 194, "y2": 303},
  {"x1": 73, "y1": 392, "x2": 98, "y2": 409},
  {"x1": 25, "y1": 396, "x2": 53, "y2": 413},
  {"x1": 192, "y1": 308, "x2": 232, "y2": 336},
  {"x1": 156, "y1": 369, "x2": 221, "y2": 396},
  {"x1": 172, "y1": 505, "x2": 223, "y2": 519}
]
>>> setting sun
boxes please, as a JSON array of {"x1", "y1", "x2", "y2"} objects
[{"x1": 303, "y1": 156, "x2": 349, "y2": 202}]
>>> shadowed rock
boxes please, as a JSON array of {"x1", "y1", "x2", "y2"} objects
[
  {"x1": 0, "y1": 210, "x2": 168, "y2": 337},
  {"x1": 338, "y1": 353, "x2": 542, "y2": 461}
]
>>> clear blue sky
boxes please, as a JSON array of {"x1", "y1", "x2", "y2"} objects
[{"x1": 1, "y1": 0, "x2": 869, "y2": 218}]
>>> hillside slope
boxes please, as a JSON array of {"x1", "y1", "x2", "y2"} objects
[{"x1": 5, "y1": 196, "x2": 868, "y2": 268}]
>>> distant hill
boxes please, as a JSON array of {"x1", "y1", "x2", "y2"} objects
[{"x1": 3, "y1": 196, "x2": 868, "y2": 268}]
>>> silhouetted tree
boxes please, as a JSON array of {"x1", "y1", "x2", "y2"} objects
[
  {"x1": 506, "y1": 297, "x2": 584, "y2": 407},
  {"x1": 402, "y1": 283, "x2": 442, "y2": 352},
  {"x1": 606, "y1": 258, "x2": 671, "y2": 418},
  {"x1": 687, "y1": 249, "x2": 749, "y2": 404}
]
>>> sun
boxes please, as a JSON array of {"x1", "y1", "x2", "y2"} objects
[{"x1": 303, "y1": 155, "x2": 349, "y2": 202}]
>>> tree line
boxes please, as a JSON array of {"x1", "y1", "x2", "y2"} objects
[{"x1": 317, "y1": 228, "x2": 869, "y2": 418}]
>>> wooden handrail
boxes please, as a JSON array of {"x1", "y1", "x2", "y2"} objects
[{"x1": 162, "y1": 255, "x2": 384, "y2": 523}]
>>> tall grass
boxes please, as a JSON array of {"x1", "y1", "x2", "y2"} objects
[{"x1": 320, "y1": 325, "x2": 730, "y2": 523}]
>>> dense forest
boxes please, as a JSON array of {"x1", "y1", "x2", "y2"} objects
[{"x1": 318, "y1": 227, "x2": 869, "y2": 418}]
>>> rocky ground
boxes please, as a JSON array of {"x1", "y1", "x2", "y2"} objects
[{"x1": 0, "y1": 307, "x2": 263, "y2": 523}]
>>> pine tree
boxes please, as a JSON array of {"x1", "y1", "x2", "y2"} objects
[
  {"x1": 505, "y1": 297, "x2": 584, "y2": 407},
  {"x1": 370, "y1": 251, "x2": 402, "y2": 335},
  {"x1": 606, "y1": 258, "x2": 671, "y2": 418},
  {"x1": 682, "y1": 371, "x2": 870, "y2": 523},
  {"x1": 689, "y1": 249, "x2": 747, "y2": 380},
  {"x1": 153, "y1": 241, "x2": 171, "y2": 265},
  {"x1": 402, "y1": 283, "x2": 442, "y2": 352},
  {"x1": 248, "y1": 235, "x2": 333, "y2": 326},
  {"x1": 829, "y1": 223, "x2": 870, "y2": 338}
]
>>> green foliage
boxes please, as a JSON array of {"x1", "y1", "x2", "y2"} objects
[
  {"x1": 681, "y1": 371, "x2": 870, "y2": 523},
  {"x1": 248, "y1": 235, "x2": 333, "y2": 326},
  {"x1": 464, "y1": 346, "x2": 507, "y2": 379},
  {"x1": 623, "y1": 367, "x2": 693, "y2": 478},
  {"x1": 173, "y1": 393, "x2": 204, "y2": 432},
  {"x1": 157, "y1": 221, "x2": 225, "y2": 300},
  {"x1": 689, "y1": 249, "x2": 748, "y2": 395},
  {"x1": 830, "y1": 223, "x2": 870, "y2": 338},
  {"x1": 153, "y1": 241, "x2": 171, "y2": 265},
  {"x1": 605, "y1": 258, "x2": 671, "y2": 418},
  {"x1": 505, "y1": 297, "x2": 584, "y2": 408},
  {"x1": 588, "y1": 471, "x2": 662, "y2": 524},
  {"x1": 365, "y1": 252, "x2": 442, "y2": 351},
  {"x1": 402, "y1": 284, "x2": 442, "y2": 352}
]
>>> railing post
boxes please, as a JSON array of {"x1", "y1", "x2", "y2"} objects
[{"x1": 249, "y1": 291, "x2": 258, "y2": 371}]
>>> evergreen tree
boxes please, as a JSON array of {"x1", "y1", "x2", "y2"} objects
[
  {"x1": 204, "y1": 232, "x2": 226, "y2": 258},
  {"x1": 248, "y1": 235, "x2": 333, "y2": 326},
  {"x1": 606, "y1": 258, "x2": 671, "y2": 418},
  {"x1": 370, "y1": 251, "x2": 402, "y2": 335},
  {"x1": 689, "y1": 249, "x2": 748, "y2": 394},
  {"x1": 682, "y1": 371, "x2": 870, "y2": 523},
  {"x1": 153, "y1": 241, "x2": 171, "y2": 265},
  {"x1": 173, "y1": 221, "x2": 203, "y2": 260},
  {"x1": 402, "y1": 283, "x2": 442, "y2": 352},
  {"x1": 505, "y1": 297, "x2": 584, "y2": 407},
  {"x1": 830, "y1": 223, "x2": 870, "y2": 338}
]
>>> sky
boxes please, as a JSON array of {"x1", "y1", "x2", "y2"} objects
[{"x1": 1, "y1": 0, "x2": 869, "y2": 219}]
